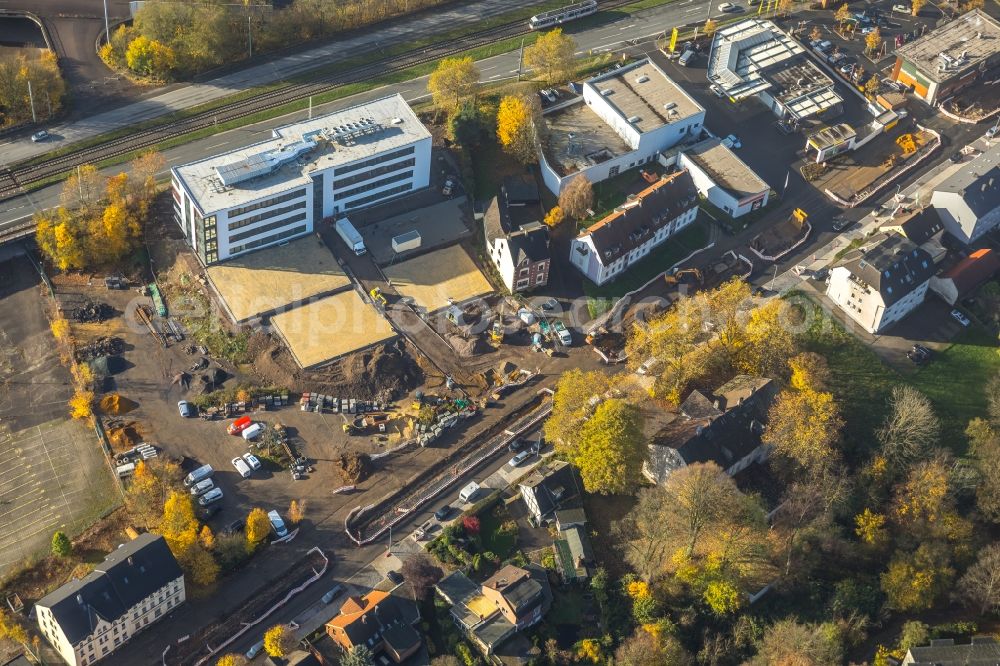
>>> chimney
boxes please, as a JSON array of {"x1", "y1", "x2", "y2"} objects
[
  {"x1": 361, "y1": 615, "x2": 367, "y2": 624},
  {"x1": 76, "y1": 594, "x2": 84, "y2": 605},
  {"x1": 127, "y1": 556, "x2": 134, "y2": 566}
]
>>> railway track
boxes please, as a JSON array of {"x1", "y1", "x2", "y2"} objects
[{"x1": 0, "y1": 0, "x2": 641, "y2": 204}]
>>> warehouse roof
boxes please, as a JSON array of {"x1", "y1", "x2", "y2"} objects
[
  {"x1": 895, "y1": 10, "x2": 1000, "y2": 83},
  {"x1": 586, "y1": 59, "x2": 704, "y2": 133},
  {"x1": 682, "y1": 137, "x2": 769, "y2": 201}
]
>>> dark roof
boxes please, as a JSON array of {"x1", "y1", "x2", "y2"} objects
[
  {"x1": 2, "y1": 655, "x2": 32, "y2": 666},
  {"x1": 507, "y1": 222, "x2": 550, "y2": 266},
  {"x1": 502, "y1": 174, "x2": 540, "y2": 206},
  {"x1": 841, "y1": 233, "x2": 936, "y2": 307},
  {"x1": 328, "y1": 591, "x2": 417, "y2": 651},
  {"x1": 518, "y1": 460, "x2": 577, "y2": 519},
  {"x1": 381, "y1": 623, "x2": 422, "y2": 655},
  {"x1": 933, "y1": 143, "x2": 1000, "y2": 219},
  {"x1": 580, "y1": 170, "x2": 698, "y2": 265},
  {"x1": 554, "y1": 507, "x2": 587, "y2": 529},
  {"x1": 37, "y1": 534, "x2": 182, "y2": 645},
  {"x1": 939, "y1": 248, "x2": 1000, "y2": 295},
  {"x1": 644, "y1": 376, "x2": 777, "y2": 483},
  {"x1": 483, "y1": 566, "x2": 543, "y2": 614},
  {"x1": 435, "y1": 571, "x2": 480, "y2": 607},
  {"x1": 905, "y1": 637, "x2": 1000, "y2": 665},
  {"x1": 268, "y1": 651, "x2": 321, "y2": 666},
  {"x1": 883, "y1": 207, "x2": 945, "y2": 244}
]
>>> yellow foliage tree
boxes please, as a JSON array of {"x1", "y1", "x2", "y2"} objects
[
  {"x1": 911, "y1": 0, "x2": 925, "y2": 13},
  {"x1": 160, "y1": 491, "x2": 199, "y2": 555},
  {"x1": 882, "y1": 543, "x2": 954, "y2": 611},
  {"x1": 576, "y1": 638, "x2": 604, "y2": 664},
  {"x1": 215, "y1": 655, "x2": 247, "y2": 666},
  {"x1": 788, "y1": 351, "x2": 830, "y2": 391},
  {"x1": 125, "y1": 36, "x2": 176, "y2": 79},
  {"x1": 50, "y1": 317, "x2": 71, "y2": 343},
  {"x1": 893, "y1": 459, "x2": 949, "y2": 527},
  {"x1": 763, "y1": 386, "x2": 843, "y2": 473},
  {"x1": 288, "y1": 499, "x2": 305, "y2": 525},
  {"x1": 496, "y1": 94, "x2": 536, "y2": 164},
  {"x1": 0, "y1": 610, "x2": 30, "y2": 650},
  {"x1": 543, "y1": 206, "x2": 565, "y2": 227},
  {"x1": 835, "y1": 3, "x2": 852, "y2": 27},
  {"x1": 854, "y1": 508, "x2": 887, "y2": 545},
  {"x1": 523, "y1": 28, "x2": 577, "y2": 83},
  {"x1": 704, "y1": 19, "x2": 718, "y2": 38},
  {"x1": 246, "y1": 507, "x2": 271, "y2": 545},
  {"x1": 263, "y1": 624, "x2": 294, "y2": 658},
  {"x1": 427, "y1": 56, "x2": 480, "y2": 112},
  {"x1": 572, "y1": 399, "x2": 645, "y2": 494},
  {"x1": 865, "y1": 27, "x2": 882, "y2": 55},
  {"x1": 199, "y1": 525, "x2": 216, "y2": 550},
  {"x1": 737, "y1": 299, "x2": 796, "y2": 377},
  {"x1": 69, "y1": 390, "x2": 94, "y2": 420}
]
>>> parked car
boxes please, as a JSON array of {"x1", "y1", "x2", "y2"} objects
[
  {"x1": 231, "y1": 456, "x2": 252, "y2": 478},
  {"x1": 322, "y1": 585, "x2": 345, "y2": 604},
  {"x1": 177, "y1": 400, "x2": 195, "y2": 418},
  {"x1": 912, "y1": 344, "x2": 933, "y2": 357},
  {"x1": 840, "y1": 62, "x2": 856, "y2": 75},
  {"x1": 30, "y1": 130, "x2": 50, "y2": 142},
  {"x1": 722, "y1": 134, "x2": 742, "y2": 149},
  {"x1": 246, "y1": 640, "x2": 264, "y2": 660},
  {"x1": 540, "y1": 297, "x2": 560, "y2": 312},
  {"x1": 268, "y1": 510, "x2": 289, "y2": 538},
  {"x1": 540, "y1": 88, "x2": 558, "y2": 103},
  {"x1": 553, "y1": 320, "x2": 572, "y2": 346},
  {"x1": 199, "y1": 503, "x2": 222, "y2": 520},
  {"x1": 441, "y1": 177, "x2": 455, "y2": 197},
  {"x1": 710, "y1": 84, "x2": 726, "y2": 98},
  {"x1": 717, "y1": 2, "x2": 738, "y2": 10},
  {"x1": 189, "y1": 478, "x2": 215, "y2": 496},
  {"x1": 861, "y1": 26, "x2": 877, "y2": 34},
  {"x1": 434, "y1": 505, "x2": 454, "y2": 521},
  {"x1": 386, "y1": 570, "x2": 404, "y2": 585},
  {"x1": 817, "y1": 40, "x2": 833, "y2": 52},
  {"x1": 832, "y1": 217, "x2": 852, "y2": 231},
  {"x1": 951, "y1": 309, "x2": 970, "y2": 326},
  {"x1": 892, "y1": 3, "x2": 910, "y2": 11},
  {"x1": 508, "y1": 438, "x2": 529, "y2": 453},
  {"x1": 950, "y1": 152, "x2": 964, "y2": 163},
  {"x1": 508, "y1": 450, "x2": 532, "y2": 467},
  {"x1": 242, "y1": 453, "x2": 262, "y2": 471},
  {"x1": 241, "y1": 423, "x2": 263, "y2": 441},
  {"x1": 198, "y1": 488, "x2": 224, "y2": 506},
  {"x1": 183, "y1": 464, "x2": 213, "y2": 487},
  {"x1": 223, "y1": 519, "x2": 244, "y2": 536},
  {"x1": 986, "y1": 125, "x2": 999, "y2": 138}
]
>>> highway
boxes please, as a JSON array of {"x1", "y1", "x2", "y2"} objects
[{"x1": 0, "y1": 0, "x2": 719, "y2": 231}]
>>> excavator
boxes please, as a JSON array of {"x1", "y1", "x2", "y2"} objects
[
  {"x1": 663, "y1": 267, "x2": 704, "y2": 287},
  {"x1": 488, "y1": 319, "x2": 504, "y2": 347},
  {"x1": 369, "y1": 287, "x2": 388, "y2": 308}
]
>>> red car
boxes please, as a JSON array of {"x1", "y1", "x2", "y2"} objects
[{"x1": 227, "y1": 415, "x2": 252, "y2": 435}]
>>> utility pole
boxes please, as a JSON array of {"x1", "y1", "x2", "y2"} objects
[
  {"x1": 517, "y1": 38, "x2": 524, "y2": 81},
  {"x1": 308, "y1": 96, "x2": 313, "y2": 120},
  {"x1": 102, "y1": 0, "x2": 110, "y2": 47},
  {"x1": 248, "y1": 13, "x2": 253, "y2": 59},
  {"x1": 27, "y1": 80, "x2": 36, "y2": 123}
]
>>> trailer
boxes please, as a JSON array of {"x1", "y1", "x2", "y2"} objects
[
  {"x1": 335, "y1": 218, "x2": 366, "y2": 256},
  {"x1": 391, "y1": 230, "x2": 421, "y2": 254}
]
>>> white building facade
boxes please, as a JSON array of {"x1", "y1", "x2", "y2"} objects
[
  {"x1": 678, "y1": 138, "x2": 769, "y2": 218},
  {"x1": 172, "y1": 94, "x2": 432, "y2": 264},
  {"x1": 36, "y1": 534, "x2": 185, "y2": 666}
]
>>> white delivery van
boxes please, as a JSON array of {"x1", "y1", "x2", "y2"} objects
[
  {"x1": 242, "y1": 423, "x2": 263, "y2": 441},
  {"x1": 459, "y1": 481, "x2": 480, "y2": 503},
  {"x1": 183, "y1": 464, "x2": 213, "y2": 487}
]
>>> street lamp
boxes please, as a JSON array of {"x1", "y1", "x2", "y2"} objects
[{"x1": 103, "y1": 0, "x2": 110, "y2": 47}]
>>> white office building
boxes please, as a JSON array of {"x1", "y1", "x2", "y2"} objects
[
  {"x1": 171, "y1": 94, "x2": 432, "y2": 264},
  {"x1": 539, "y1": 58, "x2": 705, "y2": 194}
]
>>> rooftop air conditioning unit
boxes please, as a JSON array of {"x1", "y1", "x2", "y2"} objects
[
  {"x1": 664, "y1": 102, "x2": 677, "y2": 110},
  {"x1": 601, "y1": 89, "x2": 614, "y2": 96},
  {"x1": 391, "y1": 117, "x2": 403, "y2": 124},
  {"x1": 628, "y1": 115, "x2": 641, "y2": 123},
  {"x1": 636, "y1": 75, "x2": 650, "y2": 83}
]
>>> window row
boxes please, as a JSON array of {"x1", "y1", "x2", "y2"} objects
[
  {"x1": 333, "y1": 146, "x2": 415, "y2": 177},
  {"x1": 345, "y1": 183, "x2": 412, "y2": 210},
  {"x1": 228, "y1": 188, "x2": 307, "y2": 219},
  {"x1": 334, "y1": 170, "x2": 412, "y2": 202},
  {"x1": 230, "y1": 225, "x2": 308, "y2": 256},
  {"x1": 332, "y1": 157, "x2": 416, "y2": 190},
  {"x1": 227, "y1": 201, "x2": 306, "y2": 232},
  {"x1": 229, "y1": 212, "x2": 308, "y2": 243}
]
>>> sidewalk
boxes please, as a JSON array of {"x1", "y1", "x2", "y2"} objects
[{"x1": 0, "y1": 0, "x2": 538, "y2": 167}]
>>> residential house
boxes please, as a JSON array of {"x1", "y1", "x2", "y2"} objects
[
  {"x1": 483, "y1": 175, "x2": 551, "y2": 293},
  {"x1": 569, "y1": 170, "x2": 699, "y2": 286},
  {"x1": 929, "y1": 248, "x2": 1000, "y2": 305},
  {"x1": 325, "y1": 590, "x2": 421, "y2": 663},
  {"x1": 35, "y1": 533, "x2": 185, "y2": 666},
  {"x1": 825, "y1": 232, "x2": 935, "y2": 334},
  {"x1": 436, "y1": 564, "x2": 552, "y2": 658},
  {"x1": 642, "y1": 375, "x2": 778, "y2": 485},
  {"x1": 901, "y1": 636, "x2": 1000, "y2": 665},
  {"x1": 553, "y1": 509, "x2": 595, "y2": 582},
  {"x1": 879, "y1": 207, "x2": 946, "y2": 263},
  {"x1": 930, "y1": 144, "x2": 1000, "y2": 244},
  {"x1": 518, "y1": 460, "x2": 580, "y2": 525}
]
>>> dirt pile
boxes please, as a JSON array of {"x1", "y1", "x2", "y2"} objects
[
  {"x1": 338, "y1": 452, "x2": 372, "y2": 484},
  {"x1": 105, "y1": 420, "x2": 143, "y2": 451},
  {"x1": 72, "y1": 301, "x2": 114, "y2": 323},
  {"x1": 99, "y1": 393, "x2": 138, "y2": 415},
  {"x1": 76, "y1": 336, "x2": 125, "y2": 362}
]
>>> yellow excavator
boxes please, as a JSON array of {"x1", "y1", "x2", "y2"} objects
[
  {"x1": 488, "y1": 320, "x2": 504, "y2": 347},
  {"x1": 664, "y1": 268, "x2": 704, "y2": 287},
  {"x1": 370, "y1": 287, "x2": 388, "y2": 308}
]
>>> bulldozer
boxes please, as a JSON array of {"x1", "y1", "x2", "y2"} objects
[
  {"x1": 664, "y1": 268, "x2": 704, "y2": 287},
  {"x1": 370, "y1": 287, "x2": 388, "y2": 308}
]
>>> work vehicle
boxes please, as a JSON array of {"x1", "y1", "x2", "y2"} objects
[
  {"x1": 951, "y1": 309, "x2": 970, "y2": 326},
  {"x1": 551, "y1": 320, "x2": 572, "y2": 346},
  {"x1": 722, "y1": 134, "x2": 742, "y2": 149},
  {"x1": 335, "y1": 218, "x2": 366, "y2": 256},
  {"x1": 177, "y1": 400, "x2": 195, "y2": 418},
  {"x1": 231, "y1": 457, "x2": 252, "y2": 478},
  {"x1": 227, "y1": 415, "x2": 252, "y2": 435},
  {"x1": 370, "y1": 287, "x2": 388, "y2": 308},
  {"x1": 183, "y1": 464, "x2": 214, "y2": 487},
  {"x1": 189, "y1": 478, "x2": 215, "y2": 496},
  {"x1": 242, "y1": 423, "x2": 263, "y2": 441},
  {"x1": 679, "y1": 48, "x2": 697, "y2": 67},
  {"x1": 508, "y1": 450, "x2": 532, "y2": 467},
  {"x1": 528, "y1": 0, "x2": 597, "y2": 30},
  {"x1": 198, "y1": 488, "x2": 223, "y2": 506},
  {"x1": 459, "y1": 482, "x2": 480, "y2": 503},
  {"x1": 243, "y1": 453, "x2": 262, "y2": 470},
  {"x1": 268, "y1": 509, "x2": 289, "y2": 538},
  {"x1": 31, "y1": 130, "x2": 50, "y2": 142},
  {"x1": 322, "y1": 585, "x2": 345, "y2": 604}
]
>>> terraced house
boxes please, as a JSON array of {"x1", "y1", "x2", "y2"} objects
[{"x1": 171, "y1": 94, "x2": 431, "y2": 264}]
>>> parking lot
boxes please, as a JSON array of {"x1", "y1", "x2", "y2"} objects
[{"x1": 0, "y1": 255, "x2": 117, "y2": 572}]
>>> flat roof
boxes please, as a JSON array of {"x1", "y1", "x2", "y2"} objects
[
  {"x1": 384, "y1": 244, "x2": 493, "y2": 312},
  {"x1": 895, "y1": 9, "x2": 1000, "y2": 83},
  {"x1": 542, "y1": 101, "x2": 632, "y2": 176},
  {"x1": 173, "y1": 94, "x2": 431, "y2": 214},
  {"x1": 807, "y1": 123, "x2": 858, "y2": 150},
  {"x1": 206, "y1": 237, "x2": 350, "y2": 323},
  {"x1": 586, "y1": 59, "x2": 703, "y2": 133},
  {"x1": 270, "y1": 290, "x2": 396, "y2": 368},
  {"x1": 683, "y1": 138, "x2": 769, "y2": 200}
]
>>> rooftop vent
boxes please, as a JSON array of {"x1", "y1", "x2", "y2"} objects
[
  {"x1": 636, "y1": 75, "x2": 650, "y2": 83},
  {"x1": 600, "y1": 89, "x2": 613, "y2": 96},
  {"x1": 627, "y1": 115, "x2": 641, "y2": 123},
  {"x1": 390, "y1": 117, "x2": 403, "y2": 124},
  {"x1": 664, "y1": 101, "x2": 677, "y2": 111}
]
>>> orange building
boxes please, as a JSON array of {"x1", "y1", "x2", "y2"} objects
[{"x1": 325, "y1": 591, "x2": 421, "y2": 663}]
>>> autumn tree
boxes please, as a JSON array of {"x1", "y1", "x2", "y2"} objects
[
  {"x1": 571, "y1": 398, "x2": 645, "y2": 494},
  {"x1": 625, "y1": 298, "x2": 709, "y2": 404},
  {"x1": 874, "y1": 386, "x2": 940, "y2": 474},
  {"x1": 160, "y1": 491, "x2": 219, "y2": 586},
  {"x1": 129, "y1": 151, "x2": 166, "y2": 210},
  {"x1": 51, "y1": 531, "x2": 72, "y2": 558},
  {"x1": 881, "y1": 542, "x2": 954, "y2": 611},
  {"x1": 558, "y1": 174, "x2": 594, "y2": 221},
  {"x1": 69, "y1": 390, "x2": 94, "y2": 420},
  {"x1": 771, "y1": 476, "x2": 847, "y2": 579},
  {"x1": 764, "y1": 359, "x2": 843, "y2": 475},
  {"x1": 288, "y1": 499, "x2": 305, "y2": 525},
  {"x1": 543, "y1": 206, "x2": 565, "y2": 227},
  {"x1": 911, "y1": 0, "x2": 925, "y2": 14},
  {"x1": 341, "y1": 645, "x2": 375, "y2": 666},
  {"x1": 126, "y1": 459, "x2": 183, "y2": 529},
  {"x1": 246, "y1": 507, "x2": 272, "y2": 546},
  {"x1": 401, "y1": 554, "x2": 444, "y2": 600},
  {"x1": 199, "y1": 525, "x2": 216, "y2": 551},
  {"x1": 855, "y1": 508, "x2": 888, "y2": 547},
  {"x1": 865, "y1": 27, "x2": 882, "y2": 55},
  {"x1": 865, "y1": 75, "x2": 881, "y2": 98},
  {"x1": 750, "y1": 618, "x2": 844, "y2": 666},
  {"x1": 788, "y1": 351, "x2": 830, "y2": 391},
  {"x1": 0, "y1": 610, "x2": 30, "y2": 653},
  {"x1": 544, "y1": 369, "x2": 616, "y2": 448},
  {"x1": 428, "y1": 56, "x2": 480, "y2": 113},
  {"x1": 955, "y1": 543, "x2": 1000, "y2": 614},
  {"x1": 263, "y1": 624, "x2": 296, "y2": 658},
  {"x1": 835, "y1": 3, "x2": 852, "y2": 28},
  {"x1": 810, "y1": 26, "x2": 823, "y2": 42},
  {"x1": 125, "y1": 35, "x2": 176, "y2": 78},
  {"x1": 736, "y1": 298, "x2": 796, "y2": 377},
  {"x1": 614, "y1": 628, "x2": 694, "y2": 666},
  {"x1": 61, "y1": 164, "x2": 104, "y2": 215},
  {"x1": 496, "y1": 94, "x2": 537, "y2": 163},
  {"x1": 891, "y1": 457, "x2": 950, "y2": 533},
  {"x1": 967, "y1": 418, "x2": 1000, "y2": 521},
  {"x1": 523, "y1": 28, "x2": 577, "y2": 84},
  {"x1": 704, "y1": 18, "x2": 718, "y2": 38},
  {"x1": 215, "y1": 655, "x2": 247, "y2": 666}
]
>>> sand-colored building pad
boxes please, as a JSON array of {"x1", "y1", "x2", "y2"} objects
[
  {"x1": 206, "y1": 237, "x2": 350, "y2": 323},
  {"x1": 384, "y1": 244, "x2": 493, "y2": 312},
  {"x1": 270, "y1": 290, "x2": 396, "y2": 368}
]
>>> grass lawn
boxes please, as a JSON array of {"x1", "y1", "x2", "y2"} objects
[
  {"x1": 580, "y1": 165, "x2": 665, "y2": 228},
  {"x1": 798, "y1": 301, "x2": 1000, "y2": 455},
  {"x1": 477, "y1": 504, "x2": 518, "y2": 560},
  {"x1": 583, "y1": 221, "x2": 710, "y2": 317},
  {"x1": 547, "y1": 587, "x2": 586, "y2": 625},
  {"x1": 470, "y1": 138, "x2": 526, "y2": 201}
]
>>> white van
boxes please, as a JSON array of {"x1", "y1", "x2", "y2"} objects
[
  {"x1": 459, "y1": 481, "x2": 480, "y2": 503},
  {"x1": 198, "y1": 488, "x2": 223, "y2": 506},
  {"x1": 679, "y1": 48, "x2": 696, "y2": 66},
  {"x1": 242, "y1": 423, "x2": 263, "y2": 441},
  {"x1": 183, "y1": 464, "x2": 213, "y2": 487},
  {"x1": 268, "y1": 509, "x2": 289, "y2": 538},
  {"x1": 116, "y1": 462, "x2": 136, "y2": 478},
  {"x1": 231, "y1": 457, "x2": 252, "y2": 478}
]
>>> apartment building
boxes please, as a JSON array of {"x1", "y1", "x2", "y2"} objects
[
  {"x1": 930, "y1": 143, "x2": 1000, "y2": 245},
  {"x1": 171, "y1": 94, "x2": 432, "y2": 264},
  {"x1": 35, "y1": 534, "x2": 185, "y2": 666},
  {"x1": 569, "y1": 170, "x2": 698, "y2": 286}
]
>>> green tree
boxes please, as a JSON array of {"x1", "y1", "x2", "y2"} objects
[
  {"x1": 571, "y1": 398, "x2": 645, "y2": 494},
  {"x1": 448, "y1": 103, "x2": 487, "y2": 147},
  {"x1": 428, "y1": 56, "x2": 480, "y2": 112},
  {"x1": 51, "y1": 531, "x2": 72, "y2": 558},
  {"x1": 523, "y1": 28, "x2": 577, "y2": 83},
  {"x1": 341, "y1": 645, "x2": 375, "y2": 666}
]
